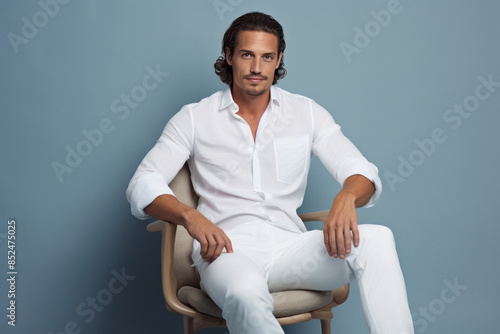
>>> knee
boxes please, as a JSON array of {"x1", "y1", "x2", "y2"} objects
[{"x1": 359, "y1": 224, "x2": 395, "y2": 248}]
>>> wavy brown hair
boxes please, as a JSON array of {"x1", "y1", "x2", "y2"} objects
[{"x1": 214, "y1": 12, "x2": 287, "y2": 86}]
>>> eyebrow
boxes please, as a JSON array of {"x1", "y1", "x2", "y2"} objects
[{"x1": 238, "y1": 49, "x2": 277, "y2": 56}]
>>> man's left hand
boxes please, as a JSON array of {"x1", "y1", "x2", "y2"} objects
[{"x1": 323, "y1": 192, "x2": 359, "y2": 259}]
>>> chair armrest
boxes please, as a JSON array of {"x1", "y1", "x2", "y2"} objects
[
  {"x1": 146, "y1": 220, "x2": 168, "y2": 233},
  {"x1": 298, "y1": 210, "x2": 330, "y2": 223},
  {"x1": 146, "y1": 220, "x2": 199, "y2": 318}
]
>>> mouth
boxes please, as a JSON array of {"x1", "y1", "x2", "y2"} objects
[{"x1": 245, "y1": 76, "x2": 266, "y2": 84}]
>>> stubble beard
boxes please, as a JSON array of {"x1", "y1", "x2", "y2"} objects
[{"x1": 244, "y1": 86, "x2": 268, "y2": 97}]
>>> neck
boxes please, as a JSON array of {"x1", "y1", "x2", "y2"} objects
[{"x1": 231, "y1": 85, "x2": 271, "y2": 118}]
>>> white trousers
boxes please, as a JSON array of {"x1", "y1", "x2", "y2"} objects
[{"x1": 194, "y1": 222, "x2": 414, "y2": 334}]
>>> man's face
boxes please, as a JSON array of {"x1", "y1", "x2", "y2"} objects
[{"x1": 226, "y1": 30, "x2": 282, "y2": 97}]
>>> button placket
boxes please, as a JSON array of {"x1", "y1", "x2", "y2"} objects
[
  {"x1": 252, "y1": 143, "x2": 262, "y2": 193},
  {"x1": 252, "y1": 107, "x2": 274, "y2": 195}
]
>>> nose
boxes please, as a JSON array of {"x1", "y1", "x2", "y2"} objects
[{"x1": 250, "y1": 58, "x2": 261, "y2": 74}]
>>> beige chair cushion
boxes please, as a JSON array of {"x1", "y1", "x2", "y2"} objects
[{"x1": 178, "y1": 286, "x2": 334, "y2": 319}]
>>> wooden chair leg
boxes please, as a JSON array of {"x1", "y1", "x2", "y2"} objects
[
  {"x1": 320, "y1": 319, "x2": 332, "y2": 334},
  {"x1": 183, "y1": 316, "x2": 195, "y2": 334}
]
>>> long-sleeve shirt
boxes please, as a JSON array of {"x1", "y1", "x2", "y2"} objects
[{"x1": 126, "y1": 86, "x2": 382, "y2": 233}]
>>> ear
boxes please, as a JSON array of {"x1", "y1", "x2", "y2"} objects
[
  {"x1": 276, "y1": 52, "x2": 283, "y2": 69},
  {"x1": 225, "y1": 47, "x2": 233, "y2": 66}
]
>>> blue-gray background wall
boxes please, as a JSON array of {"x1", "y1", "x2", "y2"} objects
[{"x1": 2, "y1": 1, "x2": 499, "y2": 333}]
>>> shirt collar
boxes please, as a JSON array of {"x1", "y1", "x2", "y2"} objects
[{"x1": 219, "y1": 85, "x2": 281, "y2": 113}]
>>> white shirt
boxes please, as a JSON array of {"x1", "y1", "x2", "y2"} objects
[{"x1": 126, "y1": 86, "x2": 382, "y2": 233}]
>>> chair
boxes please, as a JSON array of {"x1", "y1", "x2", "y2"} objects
[{"x1": 147, "y1": 164, "x2": 349, "y2": 334}]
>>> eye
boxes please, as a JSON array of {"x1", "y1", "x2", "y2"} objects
[
  {"x1": 263, "y1": 55, "x2": 274, "y2": 62},
  {"x1": 242, "y1": 53, "x2": 252, "y2": 59}
]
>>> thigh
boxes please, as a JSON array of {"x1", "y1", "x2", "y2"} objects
[
  {"x1": 198, "y1": 251, "x2": 270, "y2": 308},
  {"x1": 268, "y1": 229, "x2": 353, "y2": 292}
]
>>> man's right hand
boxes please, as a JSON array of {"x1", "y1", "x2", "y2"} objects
[
  {"x1": 144, "y1": 194, "x2": 233, "y2": 263},
  {"x1": 183, "y1": 209, "x2": 233, "y2": 263}
]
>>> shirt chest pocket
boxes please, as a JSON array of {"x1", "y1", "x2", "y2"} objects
[{"x1": 273, "y1": 135, "x2": 309, "y2": 184}]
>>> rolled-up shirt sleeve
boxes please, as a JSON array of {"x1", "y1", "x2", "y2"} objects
[
  {"x1": 310, "y1": 101, "x2": 382, "y2": 207},
  {"x1": 126, "y1": 106, "x2": 193, "y2": 219}
]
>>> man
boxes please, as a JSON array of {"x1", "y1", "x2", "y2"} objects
[{"x1": 127, "y1": 12, "x2": 414, "y2": 333}]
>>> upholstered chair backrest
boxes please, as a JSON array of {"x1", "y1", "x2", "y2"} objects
[{"x1": 168, "y1": 164, "x2": 200, "y2": 289}]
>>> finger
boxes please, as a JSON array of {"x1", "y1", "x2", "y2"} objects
[
  {"x1": 199, "y1": 235, "x2": 208, "y2": 257},
  {"x1": 352, "y1": 224, "x2": 360, "y2": 248},
  {"x1": 212, "y1": 235, "x2": 226, "y2": 261},
  {"x1": 323, "y1": 229, "x2": 332, "y2": 256},
  {"x1": 222, "y1": 233, "x2": 233, "y2": 253},
  {"x1": 336, "y1": 226, "x2": 345, "y2": 259},
  {"x1": 329, "y1": 228, "x2": 338, "y2": 258},
  {"x1": 204, "y1": 235, "x2": 217, "y2": 262},
  {"x1": 344, "y1": 224, "x2": 352, "y2": 255},
  {"x1": 323, "y1": 229, "x2": 330, "y2": 256}
]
